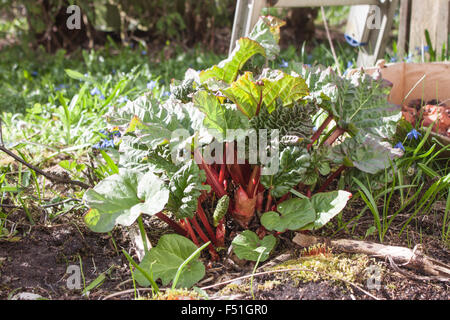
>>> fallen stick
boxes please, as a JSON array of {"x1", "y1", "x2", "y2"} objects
[{"x1": 293, "y1": 233, "x2": 450, "y2": 282}]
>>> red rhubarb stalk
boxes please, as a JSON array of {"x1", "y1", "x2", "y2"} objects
[
  {"x1": 197, "y1": 200, "x2": 218, "y2": 246},
  {"x1": 308, "y1": 115, "x2": 333, "y2": 150},
  {"x1": 232, "y1": 186, "x2": 256, "y2": 228},
  {"x1": 195, "y1": 149, "x2": 227, "y2": 197},
  {"x1": 215, "y1": 218, "x2": 226, "y2": 248},
  {"x1": 155, "y1": 212, "x2": 187, "y2": 237},
  {"x1": 246, "y1": 166, "x2": 260, "y2": 198},
  {"x1": 265, "y1": 193, "x2": 273, "y2": 212},
  {"x1": 317, "y1": 165, "x2": 346, "y2": 193},
  {"x1": 323, "y1": 127, "x2": 346, "y2": 146},
  {"x1": 183, "y1": 218, "x2": 199, "y2": 246},
  {"x1": 189, "y1": 217, "x2": 219, "y2": 260}
]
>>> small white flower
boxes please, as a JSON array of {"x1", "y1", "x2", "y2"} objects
[{"x1": 17, "y1": 121, "x2": 28, "y2": 131}]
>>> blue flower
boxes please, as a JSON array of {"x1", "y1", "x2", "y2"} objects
[
  {"x1": 90, "y1": 87, "x2": 101, "y2": 96},
  {"x1": 406, "y1": 128, "x2": 422, "y2": 140},
  {"x1": 404, "y1": 53, "x2": 414, "y2": 63},
  {"x1": 141, "y1": 50, "x2": 147, "y2": 55},
  {"x1": 111, "y1": 69, "x2": 116, "y2": 75},
  {"x1": 347, "y1": 61, "x2": 353, "y2": 69},
  {"x1": 99, "y1": 94, "x2": 105, "y2": 100},
  {"x1": 93, "y1": 138, "x2": 115, "y2": 150},
  {"x1": 390, "y1": 56, "x2": 398, "y2": 62},
  {"x1": 423, "y1": 45, "x2": 429, "y2": 52},
  {"x1": 111, "y1": 129, "x2": 121, "y2": 138},
  {"x1": 55, "y1": 84, "x2": 68, "y2": 91},
  {"x1": 147, "y1": 80, "x2": 157, "y2": 90},
  {"x1": 279, "y1": 59, "x2": 289, "y2": 68},
  {"x1": 394, "y1": 142, "x2": 405, "y2": 151},
  {"x1": 117, "y1": 96, "x2": 128, "y2": 104},
  {"x1": 162, "y1": 91, "x2": 170, "y2": 97},
  {"x1": 31, "y1": 71, "x2": 38, "y2": 77}
]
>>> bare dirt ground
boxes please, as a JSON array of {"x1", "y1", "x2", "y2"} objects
[{"x1": 1, "y1": 196, "x2": 449, "y2": 300}]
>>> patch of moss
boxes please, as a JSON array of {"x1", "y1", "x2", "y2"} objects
[
  {"x1": 149, "y1": 288, "x2": 204, "y2": 300},
  {"x1": 267, "y1": 253, "x2": 383, "y2": 286},
  {"x1": 218, "y1": 282, "x2": 250, "y2": 296}
]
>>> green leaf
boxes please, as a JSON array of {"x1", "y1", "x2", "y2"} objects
[
  {"x1": 222, "y1": 69, "x2": 309, "y2": 118},
  {"x1": 105, "y1": 95, "x2": 156, "y2": 126},
  {"x1": 83, "y1": 170, "x2": 169, "y2": 232},
  {"x1": 330, "y1": 133, "x2": 403, "y2": 174},
  {"x1": 232, "y1": 230, "x2": 276, "y2": 262},
  {"x1": 167, "y1": 160, "x2": 211, "y2": 219},
  {"x1": 193, "y1": 90, "x2": 249, "y2": 137},
  {"x1": 199, "y1": 38, "x2": 266, "y2": 84},
  {"x1": 65, "y1": 69, "x2": 92, "y2": 82},
  {"x1": 260, "y1": 146, "x2": 311, "y2": 198},
  {"x1": 307, "y1": 190, "x2": 352, "y2": 229},
  {"x1": 213, "y1": 195, "x2": 230, "y2": 227},
  {"x1": 261, "y1": 198, "x2": 316, "y2": 232},
  {"x1": 135, "y1": 234, "x2": 205, "y2": 288},
  {"x1": 248, "y1": 16, "x2": 285, "y2": 60}
]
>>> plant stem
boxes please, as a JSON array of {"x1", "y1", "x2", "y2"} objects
[
  {"x1": 155, "y1": 212, "x2": 187, "y2": 237},
  {"x1": 323, "y1": 127, "x2": 346, "y2": 146},
  {"x1": 308, "y1": 115, "x2": 333, "y2": 150},
  {"x1": 183, "y1": 218, "x2": 199, "y2": 246},
  {"x1": 195, "y1": 149, "x2": 227, "y2": 197},
  {"x1": 317, "y1": 165, "x2": 346, "y2": 193},
  {"x1": 246, "y1": 166, "x2": 260, "y2": 198},
  {"x1": 122, "y1": 249, "x2": 159, "y2": 294},
  {"x1": 189, "y1": 217, "x2": 219, "y2": 260},
  {"x1": 265, "y1": 193, "x2": 273, "y2": 212},
  {"x1": 197, "y1": 200, "x2": 218, "y2": 246},
  {"x1": 137, "y1": 215, "x2": 149, "y2": 253},
  {"x1": 172, "y1": 241, "x2": 211, "y2": 290}
]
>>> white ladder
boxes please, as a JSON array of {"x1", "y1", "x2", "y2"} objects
[{"x1": 229, "y1": 0, "x2": 398, "y2": 67}]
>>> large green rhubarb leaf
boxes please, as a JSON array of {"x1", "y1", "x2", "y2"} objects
[
  {"x1": 83, "y1": 169, "x2": 169, "y2": 232},
  {"x1": 261, "y1": 191, "x2": 352, "y2": 232},
  {"x1": 232, "y1": 230, "x2": 276, "y2": 262},
  {"x1": 261, "y1": 198, "x2": 316, "y2": 232},
  {"x1": 166, "y1": 160, "x2": 211, "y2": 219},
  {"x1": 222, "y1": 69, "x2": 309, "y2": 118},
  {"x1": 199, "y1": 38, "x2": 266, "y2": 84},
  {"x1": 330, "y1": 133, "x2": 404, "y2": 174},
  {"x1": 105, "y1": 95, "x2": 155, "y2": 126},
  {"x1": 135, "y1": 234, "x2": 205, "y2": 288},
  {"x1": 193, "y1": 90, "x2": 249, "y2": 137}
]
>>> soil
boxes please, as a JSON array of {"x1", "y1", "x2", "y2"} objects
[{"x1": 1, "y1": 195, "x2": 449, "y2": 300}]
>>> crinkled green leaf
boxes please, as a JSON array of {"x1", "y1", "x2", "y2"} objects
[
  {"x1": 83, "y1": 169, "x2": 169, "y2": 232},
  {"x1": 248, "y1": 15, "x2": 285, "y2": 60},
  {"x1": 330, "y1": 133, "x2": 403, "y2": 174},
  {"x1": 135, "y1": 234, "x2": 205, "y2": 288},
  {"x1": 200, "y1": 38, "x2": 266, "y2": 84},
  {"x1": 167, "y1": 160, "x2": 210, "y2": 219},
  {"x1": 193, "y1": 90, "x2": 249, "y2": 137},
  {"x1": 260, "y1": 146, "x2": 311, "y2": 198},
  {"x1": 261, "y1": 198, "x2": 316, "y2": 232},
  {"x1": 232, "y1": 230, "x2": 276, "y2": 262},
  {"x1": 222, "y1": 69, "x2": 309, "y2": 118},
  {"x1": 105, "y1": 95, "x2": 156, "y2": 126},
  {"x1": 213, "y1": 195, "x2": 229, "y2": 227}
]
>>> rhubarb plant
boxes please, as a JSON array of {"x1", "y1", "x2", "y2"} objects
[{"x1": 82, "y1": 16, "x2": 403, "y2": 288}]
